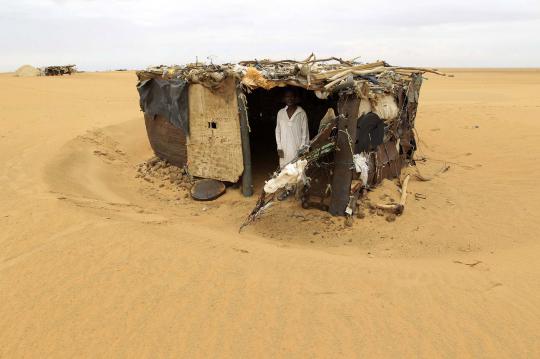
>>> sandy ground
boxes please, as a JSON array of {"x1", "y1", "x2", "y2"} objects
[{"x1": 1, "y1": 69, "x2": 539, "y2": 358}]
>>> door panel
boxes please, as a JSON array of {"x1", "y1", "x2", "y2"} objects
[{"x1": 187, "y1": 78, "x2": 244, "y2": 182}]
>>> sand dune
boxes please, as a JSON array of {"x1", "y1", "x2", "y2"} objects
[{"x1": 0, "y1": 70, "x2": 539, "y2": 357}]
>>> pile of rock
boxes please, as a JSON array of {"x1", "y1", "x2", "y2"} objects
[{"x1": 136, "y1": 156, "x2": 191, "y2": 189}]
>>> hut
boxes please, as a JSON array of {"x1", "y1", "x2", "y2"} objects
[
  {"x1": 41, "y1": 65, "x2": 77, "y2": 76},
  {"x1": 136, "y1": 55, "x2": 445, "y2": 217}
]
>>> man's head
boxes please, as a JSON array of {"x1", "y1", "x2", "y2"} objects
[{"x1": 283, "y1": 88, "x2": 299, "y2": 107}]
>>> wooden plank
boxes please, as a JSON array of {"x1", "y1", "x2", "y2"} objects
[
  {"x1": 187, "y1": 78, "x2": 244, "y2": 182},
  {"x1": 237, "y1": 90, "x2": 253, "y2": 196},
  {"x1": 328, "y1": 94, "x2": 360, "y2": 216}
]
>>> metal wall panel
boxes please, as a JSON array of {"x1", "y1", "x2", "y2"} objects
[{"x1": 144, "y1": 114, "x2": 187, "y2": 167}]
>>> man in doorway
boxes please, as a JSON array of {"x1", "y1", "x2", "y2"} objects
[{"x1": 275, "y1": 88, "x2": 310, "y2": 200}]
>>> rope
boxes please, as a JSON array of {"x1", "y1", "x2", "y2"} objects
[{"x1": 338, "y1": 129, "x2": 355, "y2": 158}]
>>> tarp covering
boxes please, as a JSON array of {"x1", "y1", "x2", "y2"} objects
[{"x1": 137, "y1": 78, "x2": 189, "y2": 135}]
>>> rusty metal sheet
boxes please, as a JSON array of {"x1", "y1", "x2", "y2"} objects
[
  {"x1": 399, "y1": 129, "x2": 416, "y2": 159},
  {"x1": 329, "y1": 94, "x2": 360, "y2": 216},
  {"x1": 144, "y1": 114, "x2": 187, "y2": 167},
  {"x1": 376, "y1": 141, "x2": 399, "y2": 166},
  {"x1": 374, "y1": 141, "x2": 404, "y2": 183}
]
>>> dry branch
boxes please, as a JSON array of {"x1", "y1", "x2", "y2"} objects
[{"x1": 373, "y1": 174, "x2": 411, "y2": 216}]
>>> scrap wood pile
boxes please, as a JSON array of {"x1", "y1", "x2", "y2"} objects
[
  {"x1": 241, "y1": 145, "x2": 449, "y2": 231},
  {"x1": 42, "y1": 65, "x2": 77, "y2": 76}
]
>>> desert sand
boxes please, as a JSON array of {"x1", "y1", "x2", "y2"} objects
[{"x1": 1, "y1": 69, "x2": 539, "y2": 357}]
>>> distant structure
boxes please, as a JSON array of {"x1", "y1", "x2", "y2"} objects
[
  {"x1": 41, "y1": 65, "x2": 77, "y2": 76},
  {"x1": 14, "y1": 64, "x2": 77, "y2": 77}
]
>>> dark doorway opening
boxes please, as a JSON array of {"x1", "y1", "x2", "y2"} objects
[{"x1": 245, "y1": 87, "x2": 338, "y2": 191}]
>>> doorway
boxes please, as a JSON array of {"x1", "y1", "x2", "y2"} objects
[{"x1": 245, "y1": 86, "x2": 338, "y2": 190}]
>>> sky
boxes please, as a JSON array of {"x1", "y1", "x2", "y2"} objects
[{"x1": 1, "y1": 0, "x2": 539, "y2": 71}]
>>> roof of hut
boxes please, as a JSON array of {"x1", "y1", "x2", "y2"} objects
[{"x1": 136, "y1": 54, "x2": 450, "y2": 98}]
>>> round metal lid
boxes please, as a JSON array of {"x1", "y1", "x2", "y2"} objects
[{"x1": 190, "y1": 179, "x2": 226, "y2": 201}]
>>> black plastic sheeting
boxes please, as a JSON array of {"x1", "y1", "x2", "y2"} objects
[
  {"x1": 137, "y1": 78, "x2": 189, "y2": 135},
  {"x1": 355, "y1": 112, "x2": 384, "y2": 153}
]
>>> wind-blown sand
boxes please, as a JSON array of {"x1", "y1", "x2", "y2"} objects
[{"x1": 0, "y1": 69, "x2": 539, "y2": 357}]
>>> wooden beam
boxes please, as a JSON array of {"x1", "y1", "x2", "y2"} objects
[{"x1": 237, "y1": 90, "x2": 253, "y2": 197}]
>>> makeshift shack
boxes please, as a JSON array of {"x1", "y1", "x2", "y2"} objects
[{"x1": 136, "y1": 55, "x2": 447, "y2": 217}]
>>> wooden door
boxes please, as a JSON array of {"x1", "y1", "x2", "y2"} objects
[{"x1": 187, "y1": 78, "x2": 244, "y2": 182}]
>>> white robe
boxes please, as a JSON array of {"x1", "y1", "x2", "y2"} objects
[{"x1": 275, "y1": 106, "x2": 310, "y2": 167}]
